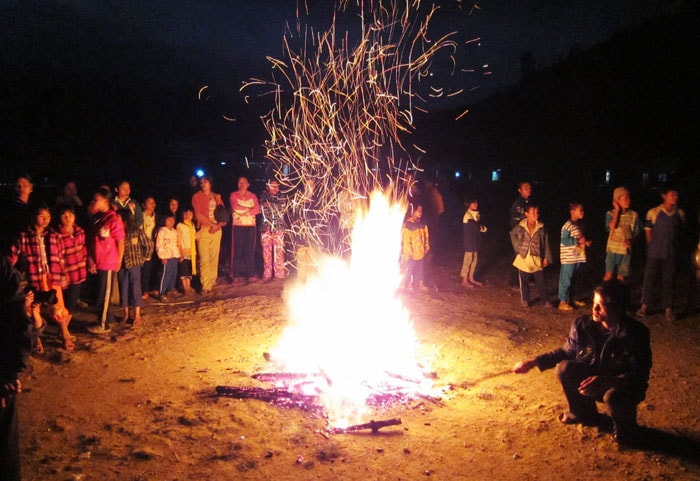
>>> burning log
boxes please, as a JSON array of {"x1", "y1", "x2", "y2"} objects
[
  {"x1": 215, "y1": 386, "x2": 318, "y2": 405},
  {"x1": 332, "y1": 418, "x2": 402, "y2": 434}
]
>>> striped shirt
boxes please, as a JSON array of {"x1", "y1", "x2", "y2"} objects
[{"x1": 560, "y1": 220, "x2": 586, "y2": 265}]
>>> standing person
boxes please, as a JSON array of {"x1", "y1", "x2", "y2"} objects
[
  {"x1": 87, "y1": 188, "x2": 125, "y2": 334},
  {"x1": 558, "y1": 202, "x2": 590, "y2": 310},
  {"x1": 167, "y1": 197, "x2": 180, "y2": 224},
  {"x1": 1, "y1": 252, "x2": 41, "y2": 481},
  {"x1": 191, "y1": 176, "x2": 225, "y2": 293},
  {"x1": 3, "y1": 174, "x2": 34, "y2": 252},
  {"x1": 113, "y1": 180, "x2": 143, "y2": 228},
  {"x1": 118, "y1": 207, "x2": 152, "y2": 326},
  {"x1": 140, "y1": 196, "x2": 158, "y2": 299},
  {"x1": 510, "y1": 204, "x2": 553, "y2": 308},
  {"x1": 57, "y1": 206, "x2": 87, "y2": 319},
  {"x1": 176, "y1": 207, "x2": 197, "y2": 295},
  {"x1": 259, "y1": 179, "x2": 288, "y2": 282},
  {"x1": 14, "y1": 204, "x2": 74, "y2": 350},
  {"x1": 155, "y1": 213, "x2": 181, "y2": 302},
  {"x1": 422, "y1": 178, "x2": 445, "y2": 258},
  {"x1": 513, "y1": 281, "x2": 652, "y2": 444},
  {"x1": 604, "y1": 187, "x2": 641, "y2": 282},
  {"x1": 230, "y1": 175, "x2": 261, "y2": 285},
  {"x1": 402, "y1": 204, "x2": 430, "y2": 291},
  {"x1": 460, "y1": 197, "x2": 487, "y2": 287},
  {"x1": 508, "y1": 181, "x2": 532, "y2": 290},
  {"x1": 637, "y1": 187, "x2": 685, "y2": 322}
]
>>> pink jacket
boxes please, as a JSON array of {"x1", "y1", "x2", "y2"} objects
[
  {"x1": 229, "y1": 191, "x2": 260, "y2": 227},
  {"x1": 91, "y1": 210, "x2": 125, "y2": 271}
]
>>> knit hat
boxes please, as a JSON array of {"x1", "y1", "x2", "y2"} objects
[{"x1": 613, "y1": 187, "x2": 630, "y2": 202}]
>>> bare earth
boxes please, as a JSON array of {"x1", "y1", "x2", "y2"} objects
[{"x1": 18, "y1": 251, "x2": 700, "y2": 481}]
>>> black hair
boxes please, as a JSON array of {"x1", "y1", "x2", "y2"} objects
[{"x1": 593, "y1": 280, "x2": 630, "y2": 315}]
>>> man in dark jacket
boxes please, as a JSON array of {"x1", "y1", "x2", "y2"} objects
[
  {"x1": 513, "y1": 280, "x2": 652, "y2": 443},
  {"x1": 1, "y1": 251, "x2": 37, "y2": 481}
]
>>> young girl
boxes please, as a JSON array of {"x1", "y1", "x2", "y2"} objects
[
  {"x1": 460, "y1": 197, "x2": 487, "y2": 287},
  {"x1": 402, "y1": 204, "x2": 430, "y2": 291},
  {"x1": 176, "y1": 207, "x2": 197, "y2": 295},
  {"x1": 140, "y1": 195, "x2": 158, "y2": 299},
  {"x1": 119, "y1": 207, "x2": 153, "y2": 326},
  {"x1": 510, "y1": 204, "x2": 553, "y2": 308},
  {"x1": 15, "y1": 204, "x2": 74, "y2": 350},
  {"x1": 156, "y1": 213, "x2": 181, "y2": 301},
  {"x1": 58, "y1": 206, "x2": 87, "y2": 319}
]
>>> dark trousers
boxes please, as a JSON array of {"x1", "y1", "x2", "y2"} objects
[
  {"x1": 556, "y1": 360, "x2": 640, "y2": 430},
  {"x1": 518, "y1": 269, "x2": 547, "y2": 304},
  {"x1": 96, "y1": 269, "x2": 115, "y2": 327},
  {"x1": 0, "y1": 393, "x2": 20, "y2": 481},
  {"x1": 232, "y1": 226, "x2": 258, "y2": 279},
  {"x1": 641, "y1": 256, "x2": 675, "y2": 309},
  {"x1": 62, "y1": 282, "x2": 82, "y2": 315},
  {"x1": 118, "y1": 266, "x2": 143, "y2": 307}
]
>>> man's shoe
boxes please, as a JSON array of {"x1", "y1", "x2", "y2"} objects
[
  {"x1": 559, "y1": 302, "x2": 573, "y2": 311},
  {"x1": 87, "y1": 324, "x2": 112, "y2": 334}
]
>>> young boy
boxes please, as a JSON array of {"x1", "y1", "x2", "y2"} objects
[
  {"x1": 176, "y1": 207, "x2": 197, "y2": 295},
  {"x1": 638, "y1": 187, "x2": 685, "y2": 321},
  {"x1": 155, "y1": 213, "x2": 181, "y2": 302},
  {"x1": 460, "y1": 197, "x2": 487, "y2": 287},
  {"x1": 558, "y1": 202, "x2": 589, "y2": 310},
  {"x1": 402, "y1": 204, "x2": 430, "y2": 291},
  {"x1": 604, "y1": 187, "x2": 640, "y2": 282},
  {"x1": 510, "y1": 204, "x2": 552, "y2": 308}
]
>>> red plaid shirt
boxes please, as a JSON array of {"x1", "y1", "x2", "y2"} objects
[
  {"x1": 14, "y1": 227, "x2": 66, "y2": 290},
  {"x1": 59, "y1": 225, "x2": 87, "y2": 285}
]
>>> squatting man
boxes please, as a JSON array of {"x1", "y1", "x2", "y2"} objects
[{"x1": 513, "y1": 281, "x2": 652, "y2": 443}]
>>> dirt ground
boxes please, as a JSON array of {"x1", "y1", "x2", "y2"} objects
[{"x1": 18, "y1": 248, "x2": 700, "y2": 481}]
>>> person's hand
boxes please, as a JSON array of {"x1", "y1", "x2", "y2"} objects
[
  {"x1": 513, "y1": 359, "x2": 537, "y2": 374},
  {"x1": 612, "y1": 199, "x2": 621, "y2": 211},
  {"x1": 578, "y1": 376, "x2": 614, "y2": 398},
  {"x1": 162, "y1": 259, "x2": 167, "y2": 265},
  {"x1": 24, "y1": 290, "x2": 35, "y2": 312},
  {"x1": 1, "y1": 379, "x2": 22, "y2": 408},
  {"x1": 542, "y1": 259, "x2": 549, "y2": 267}
]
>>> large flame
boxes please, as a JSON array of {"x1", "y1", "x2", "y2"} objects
[{"x1": 271, "y1": 191, "x2": 430, "y2": 427}]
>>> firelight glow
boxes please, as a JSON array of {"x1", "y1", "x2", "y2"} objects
[{"x1": 270, "y1": 191, "x2": 431, "y2": 427}]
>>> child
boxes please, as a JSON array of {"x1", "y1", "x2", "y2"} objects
[
  {"x1": 118, "y1": 207, "x2": 153, "y2": 326},
  {"x1": 87, "y1": 188, "x2": 125, "y2": 334},
  {"x1": 14, "y1": 204, "x2": 74, "y2": 350},
  {"x1": 402, "y1": 204, "x2": 430, "y2": 291},
  {"x1": 604, "y1": 187, "x2": 640, "y2": 282},
  {"x1": 510, "y1": 204, "x2": 552, "y2": 308},
  {"x1": 176, "y1": 207, "x2": 197, "y2": 295},
  {"x1": 155, "y1": 212, "x2": 181, "y2": 302},
  {"x1": 558, "y1": 202, "x2": 590, "y2": 310},
  {"x1": 57, "y1": 206, "x2": 87, "y2": 319},
  {"x1": 460, "y1": 197, "x2": 487, "y2": 287}
]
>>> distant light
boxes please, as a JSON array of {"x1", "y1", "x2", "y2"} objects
[
  {"x1": 604, "y1": 169, "x2": 611, "y2": 184},
  {"x1": 455, "y1": 171, "x2": 461, "y2": 179},
  {"x1": 220, "y1": 161, "x2": 227, "y2": 166},
  {"x1": 491, "y1": 169, "x2": 501, "y2": 182},
  {"x1": 195, "y1": 169, "x2": 205, "y2": 178},
  {"x1": 482, "y1": 64, "x2": 489, "y2": 68}
]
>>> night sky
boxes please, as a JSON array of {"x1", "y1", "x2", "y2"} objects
[{"x1": 0, "y1": 0, "x2": 685, "y2": 187}]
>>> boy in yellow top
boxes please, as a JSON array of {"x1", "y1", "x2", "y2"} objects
[{"x1": 402, "y1": 205, "x2": 430, "y2": 291}]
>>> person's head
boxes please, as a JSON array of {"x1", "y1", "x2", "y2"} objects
[
  {"x1": 266, "y1": 179, "x2": 280, "y2": 194},
  {"x1": 92, "y1": 187, "x2": 112, "y2": 213},
  {"x1": 524, "y1": 204, "x2": 539, "y2": 222},
  {"x1": 168, "y1": 198, "x2": 179, "y2": 214},
  {"x1": 15, "y1": 175, "x2": 33, "y2": 202},
  {"x1": 142, "y1": 196, "x2": 156, "y2": 213},
  {"x1": 182, "y1": 207, "x2": 194, "y2": 222},
  {"x1": 63, "y1": 181, "x2": 78, "y2": 197},
  {"x1": 163, "y1": 212, "x2": 176, "y2": 228},
  {"x1": 237, "y1": 176, "x2": 250, "y2": 192},
  {"x1": 199, "y1": 176, "x2": 212, "y2": 193},
  {"x1": 660, "y1": 186, "x2": 679, "y2": 208},
  {"x1": 569, "y1": 202, "x2": 584, "y2": 221},
  {"x1": 116, "y1": 180, "x2": 131, "y2": 199},
  {"x1": 412, "y1": 204, "x2": 423, "y2": 219},
  {"x1": 189, "y1": 175, "x2": 198, "y2": 187},
  {"x1": 59, "y1": 205, "x2": 76, "y2": 227},
  {"x1": 466, "y1": 197, "x2": 478, "y2": 211},
  {"x1": 592, "y1": 281, "x2": 630, "y2": 328},
  {"x1": 517, "y1": 182, "x2": 532, "y2": 200},
  {"x1": 612, "y1": 186, "x2": 631, "y2": 210},
  {"x1": 32, "y1": 204, "x2": 51, "y2": 230}
]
